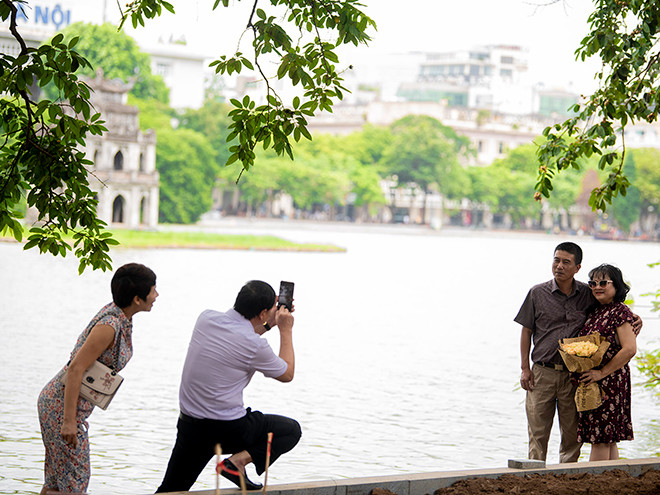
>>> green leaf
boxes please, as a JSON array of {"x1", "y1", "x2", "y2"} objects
[{"x1": 162, "y1": 1, "x2": 176, "y2": 14}]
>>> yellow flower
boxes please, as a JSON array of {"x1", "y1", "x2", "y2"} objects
[{"x1": 562, "y1": 341, "x2": 599, "y2": 357}]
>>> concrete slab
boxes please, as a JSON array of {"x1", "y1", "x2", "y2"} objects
[
  {"x1": 153, "y1": 458, "x2": 660, "y2": 495},
  {"x1": 507, "y1": 459, "x2": 546, "y2": 469}
]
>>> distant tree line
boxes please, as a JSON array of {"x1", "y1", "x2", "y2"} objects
[{"x1": 152, "y1": 99, "x2": 660, "y2": 235}]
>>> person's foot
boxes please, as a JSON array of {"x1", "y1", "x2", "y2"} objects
[{"x1": 218, "y1": 458, "x2": 263, "y2": 491}]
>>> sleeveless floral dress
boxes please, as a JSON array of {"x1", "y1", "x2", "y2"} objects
[
  {"x1": 577, "y1": 301, "x2": 635, "y2": 444},
  {"x1": 37, "y1": 302, "x2": 133, "y2": 492}
]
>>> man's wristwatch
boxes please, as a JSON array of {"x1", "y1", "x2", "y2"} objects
[{"x1": 263, "y1": 322, "x2": 271, "y2": 330}]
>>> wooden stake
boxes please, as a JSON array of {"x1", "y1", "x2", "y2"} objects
[
  {"x1": 262, "y1": 432, "x2": 274, "y2": 495},
  {"x1": 215, "y1": 444, "x2": 222, "y2": 495},
  {"x1": 239, "y1": 470, "x2": 247, "y2": 495}
]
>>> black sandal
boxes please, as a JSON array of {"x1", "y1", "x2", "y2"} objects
[{"x1": 218, "y1": 458, "x2": 263, "y2": 491}]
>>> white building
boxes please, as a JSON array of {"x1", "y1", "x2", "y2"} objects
[
  {"x1": 145, "y1": 39, "x2": 206, "y2": 109},
  {"x1": 341, "y1": 46, "x2": 578, "y2": 118}
]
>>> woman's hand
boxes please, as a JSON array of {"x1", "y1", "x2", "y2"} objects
[
  {"x1": 60, "y1": 324, "x2": 114, "y2": 450},
  {"x1": 580, "y1": 369, "x2": 605, "y2": 385},
  {"x1": 61, "y1": 419, "x2": 78, "y2": 448}
]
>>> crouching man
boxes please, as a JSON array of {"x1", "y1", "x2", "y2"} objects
[{"x1": 157, "y1": 280, "x2": 301, "y2": 492}]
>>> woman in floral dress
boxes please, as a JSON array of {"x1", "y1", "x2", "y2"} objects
[
  {"x1": 38, "y1": 263, "x2": 158, "y2": 494},
  {"x1": 577, "y1": 263, "x2": 637, "y2": 461}
]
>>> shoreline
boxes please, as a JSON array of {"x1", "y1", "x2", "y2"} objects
[
  {"x1": 0, "y1": 226, "x2": 346, "y2": 252},
  {"x1": 4, "y1": 218, "x2": 659, "y2": 245},
  {"x1": 193, "y1": 217, "x2": 660, "y2": 243}
]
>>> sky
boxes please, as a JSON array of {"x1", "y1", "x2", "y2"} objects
[
  {"x1": 346, "y1": 0, "x2": 600, "y2": 91},
  {"x1": 120, "y1": 0, "x2": 601, "y2": 94},
  {"x1": 9, "y1": 0, "x2": 600, "y2": 94}
]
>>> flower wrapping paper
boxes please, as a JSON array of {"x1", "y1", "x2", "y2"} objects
[{"x1": 558, "y1": 333, "x2": 611, "y2": 411}]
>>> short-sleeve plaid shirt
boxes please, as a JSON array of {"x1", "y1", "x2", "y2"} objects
[{"x1": 515, "y1": 278, "x2": 595, "y2": 363}]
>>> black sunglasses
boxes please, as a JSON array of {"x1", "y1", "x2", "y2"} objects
[{"x1": 588, "y1": 280, "x2": 613, "y2": 288}]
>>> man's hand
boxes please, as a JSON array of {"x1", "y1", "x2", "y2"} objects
[
  {"x1": 520, "y1": 368, "x2": 534, "y2": 391},
  {"x1": 275, "y1": 306, "x2": 295, "y2": 382},
  {"x1": 631, "y1": 313, "x2": 643, "y2": 336},
  {"x1": 275, "y1": 306, "x2": 294, "y2": 332}
]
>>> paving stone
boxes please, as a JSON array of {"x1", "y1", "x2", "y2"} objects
[{"x1": 508, "y1": 458, "x2": 546, "y2": 469}]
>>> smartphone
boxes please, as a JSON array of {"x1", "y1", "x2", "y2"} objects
[{"x1": 278, "y1": 281, "x2": 294, "y2": 311}]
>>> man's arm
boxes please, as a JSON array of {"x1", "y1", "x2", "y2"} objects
[
  {"x1": 274, "y1": 307, "x2": 295, "y2": 383},
  {"x1": 520, "y1": 326, "x2": 534, "y2": 391}
]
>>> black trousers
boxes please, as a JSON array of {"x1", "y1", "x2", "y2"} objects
[{"x1": 156, "y1": 408, "x2": 301, "y2": 493}]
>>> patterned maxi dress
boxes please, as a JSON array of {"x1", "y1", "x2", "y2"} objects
[
  {"x1": 37, "y1": 302, "x2": 133, "y2": 492},
  {"x1": 577, "y1": 301, "x2": 635, "y2": 444}
]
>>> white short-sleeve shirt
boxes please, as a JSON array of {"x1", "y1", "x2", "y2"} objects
[{"x1": 179, "y1": 308, "x2": 287, "y2": 420}]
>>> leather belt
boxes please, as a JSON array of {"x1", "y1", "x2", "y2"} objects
[{"x1": 536, "y1": 361, "x2": 566, "y2": 372}]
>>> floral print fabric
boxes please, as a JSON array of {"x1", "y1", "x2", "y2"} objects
[
  {"x1": 38, "y1": 302, "x2": 133, "y2": 492},
  {"x1": 577, "y1": 302, "x2": 635, "y2": 444}
]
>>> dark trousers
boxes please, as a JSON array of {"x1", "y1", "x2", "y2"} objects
[{"x1": 156, "y1": 408, "x2": 301, "y2": 493}]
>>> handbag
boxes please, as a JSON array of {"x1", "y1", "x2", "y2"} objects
[{"x1": 60, "y1": 360, "x2": 124, "y2": 410}]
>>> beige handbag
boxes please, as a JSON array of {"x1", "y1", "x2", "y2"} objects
[{"x1": 60, "y1": 360, "x2": 124, "y2": 410}]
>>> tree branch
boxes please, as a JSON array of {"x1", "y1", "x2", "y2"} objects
[
  {"x1": 246, "y1": 0, "x2": 260, "y2": 29},
  {"x1": 309, "y1": 0, "x2": 333, "y2": 79}
]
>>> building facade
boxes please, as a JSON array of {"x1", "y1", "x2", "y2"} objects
[{"x1": 81, "y1": 71, "x2": 159, "y2": 229}]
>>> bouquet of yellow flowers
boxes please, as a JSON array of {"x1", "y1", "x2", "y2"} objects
[
  {"x1": 561, "y1": 340, "x2": 599, "y2": 357},
  {"x1": 558, "y1": 333, "x2": 610, "y2": 412}
]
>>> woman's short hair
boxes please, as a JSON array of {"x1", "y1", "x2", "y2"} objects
[
  {"x1": 234, "y1": 280, "x2": 276, "y2": 319},
  {"x1": 588, "y1": 263, "x2": 630, "y2": 303},
  {"x1": 111, "y1": 263, "x2": 157, "y2": 308}
]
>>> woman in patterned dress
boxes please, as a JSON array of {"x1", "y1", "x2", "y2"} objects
[
  {"x1": 38, "y1": 263, "x2": 158, "y2": 494},
  {"x1": 577, "y1": 263, "x2": 637, "y2": 461}
]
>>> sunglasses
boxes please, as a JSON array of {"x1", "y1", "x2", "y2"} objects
[{"x1": 588, "y1": 280, "x2": 613, "y2": 288}]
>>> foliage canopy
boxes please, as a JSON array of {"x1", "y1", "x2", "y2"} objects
[
  {"x1": 52, "y1": 22, "x2": 170, "y2": 103},
  {"x1": 536, "y1": 0, "x2": 660, "y2": 212},
  {"x1": 0, "y1": 0, "x2": 374, "y2": 272},
  {"x1": 1, "y1": 0, "x2": 112, "y2": 273},
  {"x1": 119, "y1": 0, "x2": 374, "y2": 176}
]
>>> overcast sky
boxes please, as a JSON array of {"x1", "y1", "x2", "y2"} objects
[
  {"x1": 351, "y1": 0, "x2": 598, "y2": 88},
  {"x1": 123, "y1": 0, "x2": 601, "y2": 93}
]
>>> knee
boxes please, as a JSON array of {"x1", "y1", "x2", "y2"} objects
[
  {"x1": 288, "y1": 418, "x2": 302, "y2": 443},
  {"x1": 267, "y1": 415, "x2": 302, "y2": 448}
]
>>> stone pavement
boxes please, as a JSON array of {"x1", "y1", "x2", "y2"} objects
[{"x1": 156, "y1": 457, "x2": 660, "y2": 495}]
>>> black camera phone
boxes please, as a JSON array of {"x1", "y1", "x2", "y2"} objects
[{"x1": 278, "y1": 281, "x2": 294, "y2": 311}]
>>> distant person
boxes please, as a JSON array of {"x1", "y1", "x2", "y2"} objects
[
  {"x1": 514, "y1": 242, "x2": 641, "y2": 463},
  {"x1": 38, "y1": 263, "x2": 158, "y2": 494},
  {"x1": 156, "y1": 280, "x2": 301, "y2": 492},
  {"x1": 577, "y1": 264, "x2": 637, "y2": 461}
]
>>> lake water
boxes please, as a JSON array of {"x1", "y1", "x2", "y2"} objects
[{"x1": 1, "y1": 221, "x2": 658, "y2": 494}]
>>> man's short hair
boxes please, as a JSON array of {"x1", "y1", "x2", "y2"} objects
[
  {"x1": 111, "y1": 263, "x2": 157, "y2": 308},
  {"x1": 234, "y1": 280, "x2": 276, "y2": 319},
  {"x1": 554, "y1": 241, "x2": 583, "y2": 265}
]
